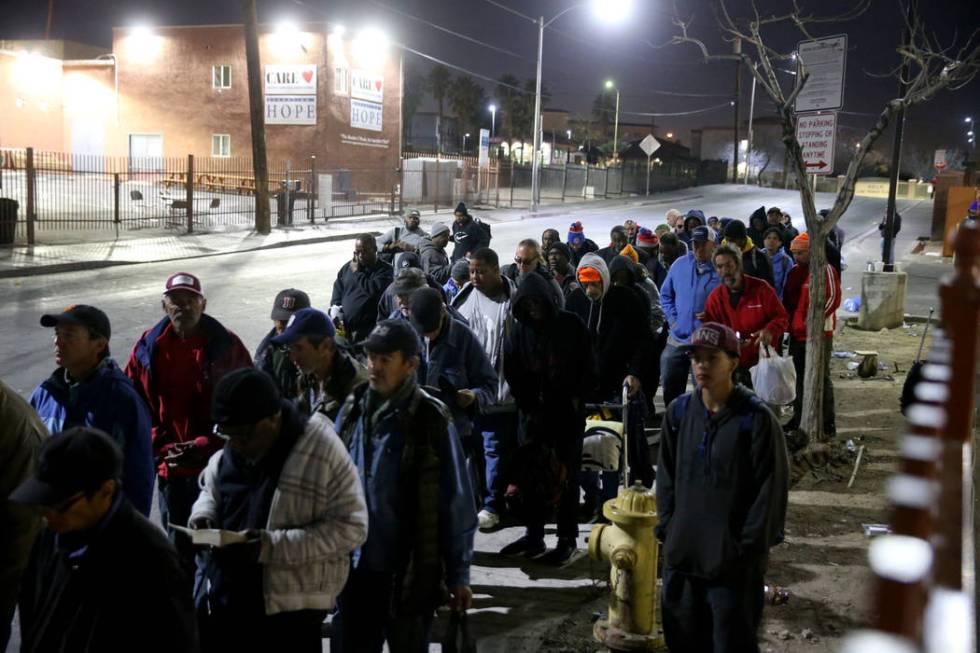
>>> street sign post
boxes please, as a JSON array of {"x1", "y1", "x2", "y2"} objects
[
  {"x1": 796, "y1": 113, "x2": 837, "y2": 176},
  {"x1": 639, "y1": 134, "x2": 660, "y2": 195},
  {"x1": 934, "y1": 148, "x2": 947, "y2": 173},
  {"x1": 795, "y1": 35, "x2": 847, "y2": 114}
]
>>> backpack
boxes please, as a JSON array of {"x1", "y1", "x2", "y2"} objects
[{"x1": 474, "y1": 218, "x2": 492, "y2": 243}]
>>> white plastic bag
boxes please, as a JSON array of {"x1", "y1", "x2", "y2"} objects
[{"x1": 750, "y1": 344, "x2": 797, "y2": 405}]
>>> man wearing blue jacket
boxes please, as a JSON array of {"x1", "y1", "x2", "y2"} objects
[
  {"x1": 333, "y1": 320, "x2": 477, "y2": 652},
  {"x1": 29, "y1": 305, "x2": 155, "y2": 516},
  {"x1": 660, "y1": 226, "x2": 721, "y2": 409}
]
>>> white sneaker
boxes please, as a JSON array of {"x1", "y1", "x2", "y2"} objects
[{"x1": 477, "y1": 509, "x2": 500, "y2": 530}]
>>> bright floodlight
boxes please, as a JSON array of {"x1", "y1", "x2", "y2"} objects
[
  {"x1": 605, "y1": 79, "x2": 614, "y2": 90},
  {"x1": 966, "y1": 117, "x2": 974, "y2": 123},
  {"x1": 593, "y1": 0, "x2": 632, "y2": 23},
  {"x1": 332, "y1": 24, "x2": 346, "y2": 37},
  {"x1": 131, "y1": 25, "x2": 152, "y2": 39},
  {"x1": 489, "y1": 103, "x2": 496, "y2": 112},
  {"x1": 353, "y1": 27, "x2": 389, "y2": 67},
  {"x1": 276, "y1": 21, "x2": 300, "y2": 36}
]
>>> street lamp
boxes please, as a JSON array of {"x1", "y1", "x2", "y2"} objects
[
  {"x1": 464, "y1": 133, "x2": 471, "y2": 151},
  {"x1": 604, "y1": 79, "x2": 621, "y2": 164},
  {"x1": 967, "y1": 117, "x2": 976, "y2": 151},
  {"x1": 528, "y1": 0, "x2": 631, "y2": 211},
  {"x1": 488, "y1": 104, "x2": 497, "y2": 138}
]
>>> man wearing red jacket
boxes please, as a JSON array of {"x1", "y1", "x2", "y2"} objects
[
  {"x1": 782, "y1": 233, "x2": 841, "y2": 440},
  {"x1": 703, "y1": 245, "x2": 788, "y2": 388},
  {"x1": 125, "y1": 272, "x2": 252, "y2": 566}
]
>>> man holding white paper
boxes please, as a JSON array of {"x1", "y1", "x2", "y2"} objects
[{"x1": 189, "y1": 368, "x2": 367, "y2": 652}]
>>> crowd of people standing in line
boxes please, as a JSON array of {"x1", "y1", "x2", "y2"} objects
[{"x1": 2, "y1": 199, "x2": 845, "y2": 652}]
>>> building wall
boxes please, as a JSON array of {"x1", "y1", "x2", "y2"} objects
[
  {"x1": 0, "y1": 50, "x2": 65, "y2": 151},
  {"x1": 111, "y1": 23, "x2": 401, "y2": 190}
]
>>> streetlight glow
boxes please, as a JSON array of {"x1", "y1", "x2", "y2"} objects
[
  {"x1": 352, "y1": 27, "x2": 389, "y2": 67},
  {"x1": 593, "y1": 0, "x2": 632, "y2": 23},
  {"x1": 605, "y1": 79, "x2": 615, "y2": 90},
  {"x1": 332, "y1": 24, "x2": 346, "y2": 37},
  {"x1": 966, "y1": 117, "x2": 974, "y2": 123},
  {"x1": 275, "y1": 21, "x2": 300, "y2": 36},
  {"x1": 131, "y1": 25, "x2": 152, "y2": 39}
]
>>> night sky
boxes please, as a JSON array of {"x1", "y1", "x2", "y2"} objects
[{"x1": 4, "y1": 0, "x2": 979, "y2": 158}]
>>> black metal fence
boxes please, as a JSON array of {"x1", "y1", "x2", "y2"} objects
[{"x1": 0, "y1": 147, "x2": 701, "y2": 245}]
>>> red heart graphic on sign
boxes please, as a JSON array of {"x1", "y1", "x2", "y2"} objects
[
  {"x1": 302, "y1": 70, "x2": 313, "y2": 83},
  {"x1": 375, "y1": 80, "x2": 382, "y2": 91}
]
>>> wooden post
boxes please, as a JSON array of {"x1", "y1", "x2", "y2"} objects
[
  {"x1": 309, "y1": 155, "x2": 316, "y2": 224},
  {"x1": 243, "y1": 0, "x2": 271, "y2": 234},
  {"x1": 26, "y1": 147, "x2": 36, "y2": 245},
  {"x1": 186, "y1": 154, "x2": 194, "y2": 233}
]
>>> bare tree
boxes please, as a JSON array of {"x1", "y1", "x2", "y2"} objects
[{"x1": 669, "y1": 0, "x2": 979, "y2": 443}]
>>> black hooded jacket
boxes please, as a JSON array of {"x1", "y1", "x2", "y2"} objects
[
  {"x1": 504, "y1": 273, "x2": 597, "y2": 447},
  {"x1": 656, "y1": 385, "x2": 789, "y2": 579},
  {"x1": 582, "y1": 273, "x2": 655, "y2": 399},
  {"x1": 747, "y1": 207, "x2": 769, "y2": 245}
]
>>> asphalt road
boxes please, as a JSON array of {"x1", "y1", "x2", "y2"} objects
[{"x1": 0, "y1": 183, "x2": 933, "y2": 398}]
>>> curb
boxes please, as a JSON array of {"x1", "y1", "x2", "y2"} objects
[
  {"x1": 0, "y1": 230, "x2": 373, "y2": 280},
  {"x1": 505, "y1": 193, "x2": 705, "y2": 222}
]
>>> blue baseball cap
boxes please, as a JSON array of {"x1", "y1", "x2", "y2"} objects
[
  {"x1": 270, "y1": 307, "x2": 335, "y2": 345},
  {"x1": 691, "y1": 226, "x2": 711, "y2": 243}
]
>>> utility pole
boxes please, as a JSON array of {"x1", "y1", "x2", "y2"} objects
[
  {"x1": 882, "y1": 0, "x2": 917, "y2": 272},
  {"x1": 45, "y1": 0, "x2": 54, "y2": 39},
  {"x1": 243, "y1": 0, "x2": 271, "y2": 233},
  {"x1": 732, "y1": 38, "x2": 742, "y2": 184}
]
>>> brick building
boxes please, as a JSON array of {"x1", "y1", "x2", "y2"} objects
[{"x1": 1, "y1": 23, "x2": 402, "y2": 191}]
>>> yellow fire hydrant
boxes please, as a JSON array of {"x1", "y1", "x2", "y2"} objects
[{"x1": 588, "y1": 481, "x2": 665, "y2": 651}]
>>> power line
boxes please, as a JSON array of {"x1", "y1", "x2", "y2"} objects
[
  {"x1": 620, "y1": 102, "x2": 736, "y2": 117},
  {"x1": 399, "y1": 43, "x2": 533, "y2": 95},
  {"x1": 364, "y1": 0, "x2": 532, "y2": 62},
  {"x1": 480, "y1": 0, "x2": 535, "y2": 23}
]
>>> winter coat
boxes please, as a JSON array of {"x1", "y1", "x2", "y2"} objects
[
  {"x1": 255, "y1": 329, "x2": 301, "y2": 400},
  {"x1": 768, "y1": 248, "x2": 793, "y2": 300},
  {"x1": 677, "y1": 214, "x2": 705, "y2": 246},
  {"x1": 644, "y1": 255, "x2": 671, "y2": 289},
  {"x1": 737, "y1": 241, "x2": 776, "y2": 288},
  {"x1": 419, "y1": 241, "x2": 452, "y2": 284},
  {"x1": 747, "y1": 207, "x2": 769, "y2": 245},
  {"x1": 703, "y1": 275, "x2": 789, "y2": 370},
  {"x1": 451, "y1": 216, "x2": 491, "y2": 261},
  {"x1": 552, "y1": 268, "x2": 592, "y2": 323},
  {"x1": 500, "y1": 263, "x2": 565, "y2": 310},
  {"x1": 377, "y1": 225, "x2": 430, "y2": 253},
  {"x1": 505, "y1": 273, "x2": 597, "y2": 451},
  {"x1": 660, "y1": 252, "x2": 721, "y2": 344},
  {"x1": 376, "y1": 271, "x2": 446, "y2": 323},
  {"x1": 569, "y1": 238, "x2": 599, "y2": 266},
  {"x1": 30, "y1": 358, "x2": 155, "y2": 516},
  {"x1": 19, "y1": 496, "x2": 199, "y2": 653},
  {"x1": 0, "y1": 380, "x2": 47, "y2": 650},
  {"x1": 336, "y1": 381, "x2": 477, "y2": 592},
  {"x1": 576, "y1": 253, "x2": 654, "y2": 399},
  {"x1": 656, "y1": 386, "x2": 789, "y2": 579},
  {"x1": 783, "y1": 262, "x2": 841, "y2": 341},
  {"x1": 422, "y1": 315, "x2": 498, "y2": 437},
  {"x1": 331, "y1": 259, "x2": 394, "y2": 343},
  {"x1": 125, "y1": 315, "x2": 253, "y2": 478},
  {"x1": 297, "y1": 350, "x2": 370, "y2": 423},
  {"x1": 192, "y1": 409, "x2": 368, "y2": 615},
  {"x1": 608, "y1": 255, "x2": 665, "y2": 334},
  {"x1": 451, "y1": 276, "x2": 518, "y2": 406}
]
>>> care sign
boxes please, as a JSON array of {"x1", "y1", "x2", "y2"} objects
[
  {"x1": 350, "y1": 99, "x2": 383, "y2": 132},
  {"x1": 351, "y1": 70, "x2": 384, "y2": 102},
  {"x1": 795, "y1": 113, "x2": 837, "y2": 175},
  {"x1": 264, "y1": 65, "x2": 317, "y2": 95},
  {"x1": 266, "y1": 96, "x2": 316, "y2": 125}
]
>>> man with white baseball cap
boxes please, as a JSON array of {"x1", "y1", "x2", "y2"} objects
[{"x1": 125, "y1": 272, "x2": 253, "y2": 568}]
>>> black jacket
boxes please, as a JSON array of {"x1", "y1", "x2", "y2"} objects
[
  {"x1": 451, "y1": 217, "x2": 491, "y2": 262},
  {"x1": 644, "y1": 256, "x2": 670, "y2": 290},
  {"x1": 500, "y1": 263, "x2": 564, "y2": 310},
  {"x1": 656, "y1": 386, "x2": 789, "y2": 579},
  {"x1": 583, "y1": 282, "x2": 654, "y2": 399},
  {"x1": 331, "y1": 259, "x2": 394, "y2": 343},
  {"x1": 505, "y1": 274, "x2": 597, "y2": 450},
  {"x1": 569, "y1": 239, "x2": 599, "y2": 266},
  {"x1": 742, "y1": 247, "x2": 775, "y2": 288},
  {"x1": 553, "y1": 269, "x2": 591, "y2": 323},
  {"x1": 18, "y1": 497, "x2": 199, "y2": 653},
  {"x1": 254, "y1": 329, "x2": 301, "y2": 399},
  {"x1": 419, "y1": 241, "x2": 451, "y2": 284},
  {"x1": 747, "y1": 207, "x2": 769, "y2": 245}
]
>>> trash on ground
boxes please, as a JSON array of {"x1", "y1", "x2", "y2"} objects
[
  {"x1": 842, "y1": 297, "x2": 861, "y2": 312},
  {"x1": 862, "y1": 523, "x2": 892, "y2": 537},
  {"x1": 832, "y1": 351, "x2": 857, "y2": 359}
]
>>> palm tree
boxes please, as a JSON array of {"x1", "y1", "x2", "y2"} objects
[
  {"x1": 495, "y1": 73, "x2": 522, "y2": 141},
  {"x1": 427, "y1": 64, "x2": 451, "y2": 152},
  {"x1": 447, "y1": 76, "x2": 487, "y2": 152}
]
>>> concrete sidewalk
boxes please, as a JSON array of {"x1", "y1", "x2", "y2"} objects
[{"x1": 0, "y1": 190, "x2": 702, "y2": 279}]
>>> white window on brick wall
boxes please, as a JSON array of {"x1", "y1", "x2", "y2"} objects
[
  {"x1": 212, "y1": 65, "x2": 232, "y2": 89},
  {"x1": 211, "y1": 134, "x2": 231, "y2": 157},
  {"x1": 334, "y1": 65, "x2": 348, "y2": 95}
]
